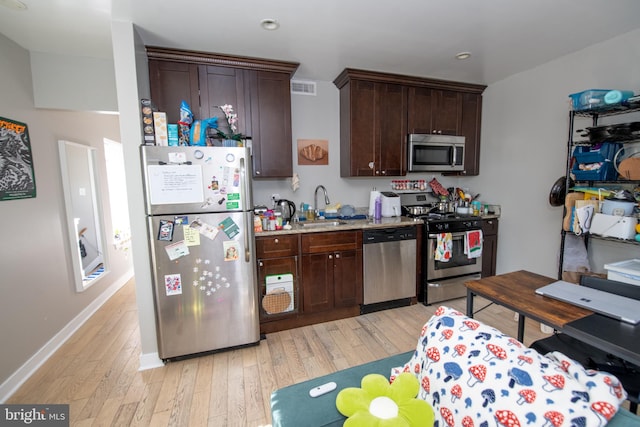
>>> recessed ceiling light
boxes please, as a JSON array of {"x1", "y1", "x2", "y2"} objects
[
  {"x1": 0, "y1": 0, "x2": 27, "y2": 10},
  {"x1": 455, "y1": 52, "x2": 471, "y2": 60},
  {"x1": 260, "y1": 19, "x2": 280, "y2": 31}
]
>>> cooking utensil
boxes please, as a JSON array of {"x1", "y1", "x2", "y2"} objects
[
  {"x1": 577, "y1": 122, "x2": 640, "y2": 143},
  {"x1": 549, "y1": 176, "x2": 574, "y2": 207},
  {"x1": 614, "y1": 142, "x2": 640, "y2": 180}
]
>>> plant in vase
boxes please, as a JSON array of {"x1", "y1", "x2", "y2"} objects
[{"x1": 209, "y1": 104, "x2": 246, "y2": 146}]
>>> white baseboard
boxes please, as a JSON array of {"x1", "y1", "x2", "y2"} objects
[
  {"x1": 138, "y1": 352, "x2": 164, "y2": 371},
  {"x1": 0, "y1": 269, "x2": 134, "y2": 403}
]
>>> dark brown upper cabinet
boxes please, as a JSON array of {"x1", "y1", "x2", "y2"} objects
[
  {"x1": 334, "y1": 68, "x2": 485, "y2": 176},
  {"x1": 146, "y1": 47, "x2": 299, "y2": 178},
  {"x1": 337, "y1": 79, "x2": 407, "y2": 176}
]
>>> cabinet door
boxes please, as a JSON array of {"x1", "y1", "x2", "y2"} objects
[
  {"x1": 248, "y1": 70, "x2": 293, "y2": 178},
  {"x1": 407, "y1": 87, "x2": 434, "y2": 134},
  {"x1": 342, "y1": 80, "x2": 376, "y2": 176},
  {"x1": 198, "y1": 65, "x2": 248, "y2": 136},
  {"x1": 341, "y1": 81, "x2": 406, "y2": 176},
  {"x1": 432, "y1": 90, "x2": 462, "y2": 135},
  {"x1": 301, "y1": 253, "x2": 334, "y2": 313},
  {"x1": 333, "y1": 250, "x2": 363, "y2": 307},
  {"x1": 481, "y1": 219, "x2": 498, "y2": 277},
  {"x1": 407, "y1": 88, "x2": 461, "y2": 135},
  {"x1": 257, "y1": 256, "x2": 298, "y2": 319},
  {"x1": 376, "y1": 83, "x2": 407, "y2": 176},
  {"x1": 460, "y1": 93, "x2": 483, "y2": 176},
  {"x1": 148, "y1": 60, "x2": 200, "y2": 124}
]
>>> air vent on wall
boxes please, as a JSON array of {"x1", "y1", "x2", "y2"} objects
[{"x1": 291, "y1": 80, "x2": 317, "y2": 96}]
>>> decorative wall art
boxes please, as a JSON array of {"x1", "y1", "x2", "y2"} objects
[
  {"x1": 297, "y1": 139, "x2": 328, "y2": 165},
  {"x1": 0, "y1": 117, "x2": 36, "y2": 201}
]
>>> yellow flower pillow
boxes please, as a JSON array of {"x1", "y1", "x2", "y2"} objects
[{"x1": 336, "y1": 372, "x2": 435, "y2": 426}]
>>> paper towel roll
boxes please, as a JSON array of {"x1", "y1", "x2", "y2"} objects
[{"x1": 368, "y1": 190, "x2": 380, "y2": 217}]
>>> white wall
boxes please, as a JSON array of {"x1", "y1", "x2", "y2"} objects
[
  {"x1": 111, "y1": 21, "x2": 162, "y2": 369},
  {"x1": 462, "y1": 28, "x2": 640, "y2": 278},
  {"x1": 0, "y1": 33, "x2": 133, "y2": 400},
  {"x1": 30, "y1": 52, "x2": 118, "y2": 112}
]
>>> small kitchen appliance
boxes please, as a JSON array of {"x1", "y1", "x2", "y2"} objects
[
  {"x1": 275, "y1": 199, "x2": 296, "y2": 222},
  {"x1": 380, "y1": 191, "x2": 401, "y2": 217},
  {"x1": 407, "y1": 134, "x2": 465, "y2": 172}
]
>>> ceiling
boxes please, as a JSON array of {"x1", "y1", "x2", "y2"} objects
[{"x1": 2, "y1": 0, "x2": 640, "y2": 85}]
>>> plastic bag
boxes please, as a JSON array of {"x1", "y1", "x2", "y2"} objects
[
  {"x1": 190, "y1": 117, "x2": 219, "y2": 146},
  {"x1": 178, "y1": 101, "x2": 193, "y2": 146}
]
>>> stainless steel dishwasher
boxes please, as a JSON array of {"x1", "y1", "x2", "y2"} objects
[{"x1": 362, "y1": 227, "x2": 417, "y2": 313}]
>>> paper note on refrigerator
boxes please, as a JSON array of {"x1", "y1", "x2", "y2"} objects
[
  {"x1": 164, "y1": 273, "x2": 182, "y2": 296},
  {"x1": 147, "y1": 164, "x2": 204, "y2": 205},
  {"x1": 183, "y1": 225, "x2": 201, "y2": 246},
  {"x1": 165, "y1": 240, "x2": 190, "y2": 260}
]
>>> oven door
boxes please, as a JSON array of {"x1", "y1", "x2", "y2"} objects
[{"x1": 426, "y1": 232, "x2": 482, "y2": 279}]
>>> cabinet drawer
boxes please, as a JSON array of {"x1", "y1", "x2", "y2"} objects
[
  {"x1": 481, "y1": 219, "x2": 499, "y2": 235},
  {"x1": 301, "y1": 231, "x2": 362, "y2": 254},
  {"x1": 256, "y1": 234, "x2": 298, "y2": 258}
]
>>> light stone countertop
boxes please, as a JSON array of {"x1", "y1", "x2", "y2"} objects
[{"x1": 255, "y1": 216, "x2": 423, "y2": 236}]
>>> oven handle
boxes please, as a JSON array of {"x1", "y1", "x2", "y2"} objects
[
  {"x1": 428, "y1": 272, "x2": 482, "y2": 287},
  {"x1": 427, "y1": 232, "x2": 467, "y2": 239}
]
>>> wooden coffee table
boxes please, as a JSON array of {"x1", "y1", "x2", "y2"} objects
[{"x1": 464, "y1": 270, "x2": 593, "y2": 341}]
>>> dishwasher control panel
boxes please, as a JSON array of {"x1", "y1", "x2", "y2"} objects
[{"x1": 363, "y1": 227, "x2": 417, "y2": 243}]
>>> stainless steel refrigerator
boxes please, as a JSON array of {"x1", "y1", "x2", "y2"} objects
[{"x1": 141, "y1": 145, "x2": 259, "y2": 360}]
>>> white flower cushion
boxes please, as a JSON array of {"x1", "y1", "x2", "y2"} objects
[{"x1": 391, "y1": 306, "x2": 627, "y2": 427}]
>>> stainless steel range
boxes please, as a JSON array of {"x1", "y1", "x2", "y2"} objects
[{"x1": 400, "y1": 192, "x2": 483, "y2": 305}]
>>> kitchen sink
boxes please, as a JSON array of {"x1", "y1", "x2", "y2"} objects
[{"x1": 300, "y1": 220, "x2": 348, "y2": 228}]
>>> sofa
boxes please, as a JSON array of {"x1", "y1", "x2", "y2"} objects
[{"x1": 271, "y1": 306, "x2": 640, "y2": 427}]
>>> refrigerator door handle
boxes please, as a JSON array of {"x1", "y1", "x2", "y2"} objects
[{"x1": 240, "y1": 156, "x2": 251, "y2": 262}]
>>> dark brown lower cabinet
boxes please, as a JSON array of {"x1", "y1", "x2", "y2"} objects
[
  {"x1": 256, "y1": 231, "x2": 363, "y2": 334},
  {"x1": 481, "y1": 218, "x2": 499, "y2": 277},
  {"x1": 301, "y1": 249, "x2": 363, "y2": 313},
  {"x1": 301, "y1": 231, "x2": 363, "y2": 313}
]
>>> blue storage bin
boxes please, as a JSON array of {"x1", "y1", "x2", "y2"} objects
[
  {"x1": 571, "y1": 142, "x2": 621, "y2": 181},
  {"x1": 569, "y1": 89, "x2": 612, "y2": 111}
]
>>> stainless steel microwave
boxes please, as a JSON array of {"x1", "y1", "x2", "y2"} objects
[{"x1": 407, "y1": 134, "x2": 465, "y2": 172}]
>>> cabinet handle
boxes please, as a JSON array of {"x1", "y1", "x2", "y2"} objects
[
  {"x1": 381, "y1": 170, "x2": 386, "y2": 175},
  {"x1": 255, "y1": 170, "x2": 261, "y2": 175},
  {"x1": 328, "y1": 254, "x2": 333, "y2": 259},
  {"x1": 259, "y1": 261, "x2": 263, "y2": 267},
  {"x1": 274, "y1": 238, "x2": 279, "y2": 244},
  {"x1": 335, "y1": 253, "x2": 340, "y2": 259},
  {"x1": 368, "y1": 161, "x2": 374, "y2": 169}
]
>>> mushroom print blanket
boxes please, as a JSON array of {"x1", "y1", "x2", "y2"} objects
[{"x1": 391, "y1": 306, "x2": 627, "y2": 427}]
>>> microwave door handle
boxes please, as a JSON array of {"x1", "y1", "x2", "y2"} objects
[{"x1": 451, "y1": 146, "x2": 457, "y2": 167}]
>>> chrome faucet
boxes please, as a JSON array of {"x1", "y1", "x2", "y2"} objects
[{"x1": 314, "y1": 185, "x2": 330, "y2": 218}]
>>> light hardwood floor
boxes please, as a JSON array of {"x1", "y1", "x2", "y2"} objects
[{"x1": 7, "y1": 278, "x2": 551, "y2": 426}]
